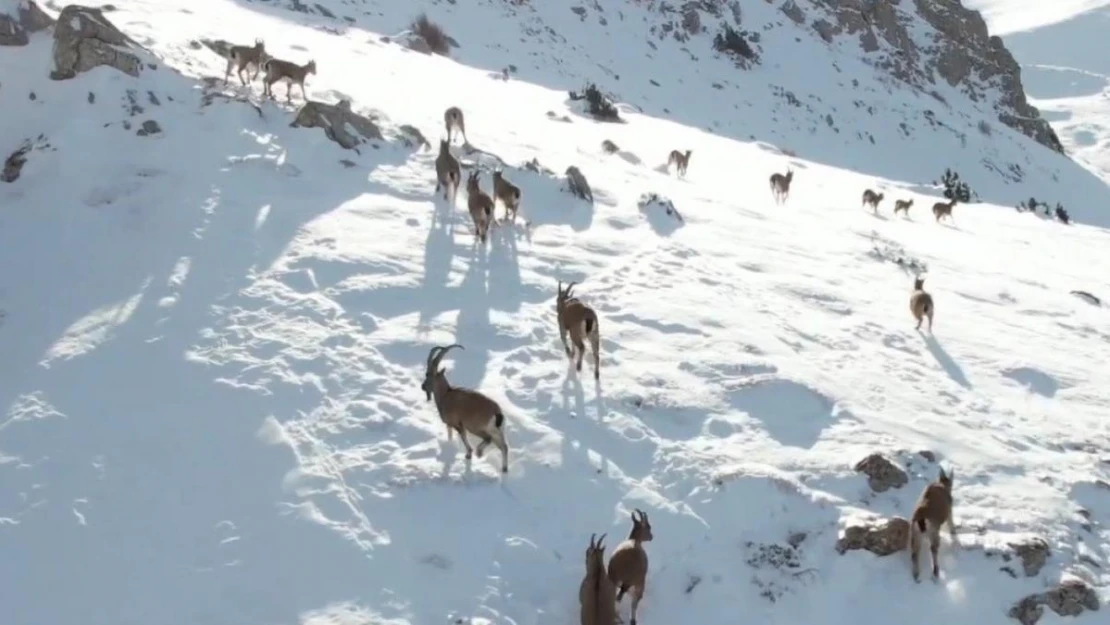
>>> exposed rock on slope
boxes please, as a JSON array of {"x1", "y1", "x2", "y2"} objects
[
  {"x1": 290, "y1": 99, "x2": 383, "y2": 150},
  {"x1": 0, "y1": 0, "x2": 53, "y2": 46},
  {"x1": 50, "y1": 5, "x2": 146, "y2": 80}
]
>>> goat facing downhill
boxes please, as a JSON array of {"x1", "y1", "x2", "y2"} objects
[
  {"x1": 770, "y1": 168, "x2": 794, "y2": 204},
  {"x1": 420, "y1": 344, "x2": 509, "y2": 473},
  {"x1": 909, "y1": 468, "x2": 956, "y2": 583},
  {"x1": 580, "y1": 533, "x2": 619, "y2": 625},
  {"x1": 607, "y1": 509, "x2": 653, "y2": 625},
  {"x1": 556, "y1": 280, "x2": 601, "y2": 380},
  {"x1": 893, "y1": 198, "x2": 914, "y2": 216}
]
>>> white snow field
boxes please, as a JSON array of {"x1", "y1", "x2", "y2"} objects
[
  {"x1": 1, "y1": 2, "x2": 1109, "y2": 625},
  {"x1": 966, "y1": 0, "x2": 1110, "y2": 183}
]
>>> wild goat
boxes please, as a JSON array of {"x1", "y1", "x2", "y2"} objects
[
  {"x1": 262, "y1": 58, "x2": 316, "y2": 102},
  {"x1": 466, "y1": 171, "x2": 494, "y2": 243},
  {"x1": 893, "y1": 198, "x2": 914, "y2": 216},
  {"x1": 556, "y1": 280, "x2": 601, "y2": 380},
  {"x1": 607, "y1": 509, "x2": 653, "y2": 625},
  {"x1": 933, "y1": 198, "x2": 956, "y2": 223},
  {"x1": 667, "y1": 149, "x2": 692, "y2": 177},
  {"x1": 580, "y1": 533, "x2": 618, "y2": 625},
  {"x1": 492, "y1": 169, "x2": 522, "y2": 223},
  {"x1": 862, "y1": 188, "x2": 884, "y2": 212},
  {"x1": 421, "y1": 344, "x2": 509, "y2": 473},
  {"x1": 909, "y1": 468, "x2": 955, "y2": 582},
  {"x1": 223, "y1": 39, "x2": 267, "y2": 86},
  {"x1": 445, "y1": 106, "x2": 469, "y2": 145},
  {"x1": 910, "y1": 276, "x2": 934, "y2": 332},
  {"x1": 770, "y1": 167, "x2": 794, "y2": 204},
  {"x1": 434, "y1": 139, "x2": 461, "y2": 203}
]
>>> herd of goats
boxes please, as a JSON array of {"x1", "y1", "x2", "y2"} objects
[{"x1": 220, "y1": 36, "x2": 960, "y2": 625}]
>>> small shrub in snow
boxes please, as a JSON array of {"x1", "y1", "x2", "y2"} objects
[
  {"x1": 568, "y1": 83, "x2": 621, "y2": 122},
  {"x1": 713, "y1": 23, "x2": 758, "y2": 66},
  {"x1": 978, "y1": 119, "x2": 993, "y2": 136},
  {"x1": 411, "y1": 14, "x2": 451, "y2": 56},
  {"x1": 637, "y1": 192, "x2": 684, "y2": 223},
  {"x1": 937, "y1": 168, "x2": 972, "y2": 203}
]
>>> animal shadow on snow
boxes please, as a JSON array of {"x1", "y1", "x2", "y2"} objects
[
  {"x1": 920, "y1": 333, "x2": 971, "y2": 389},
  {"x1": 727, "y1": 378, "x2": 848, "y2": 449},
  {"x1": 0, "y1": 86, "x2": 420, "y2": 625},
  {"x1": 1001, "y1": 366, "x2": 1063, "y2": 398}
]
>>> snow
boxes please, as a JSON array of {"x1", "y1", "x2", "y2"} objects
[
  {"x1": 966, "y1": 0, "x2": 1110, "y2": 191},
  {"x1": 1, "y1": 1, "x2": 1109, "y2": 625}
]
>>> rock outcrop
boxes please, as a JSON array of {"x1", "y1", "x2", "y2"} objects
[
  {"x1": 802, "y1": 0, "x2": 1062, "y2": 154},
  {"x1": 290, "y1": 99, "x2": 383, "y2": 150},
  {"x1": 1009, "y1": 578, "x2": 1100, "y2": 625},
  {"x1": 667, "y1": 0, "x2": 1063, "y2": 155},
  {"x1": 854, "y1": 453, "x2": 908, "y2": 492},
  {"x1": 836, "y1": 516, "x2": 910, "y2": 556},
  {"x1": 0, "y1": 0, "x2": 53, "y2": 47},
  {"x1": 50, "y1": 5, "x2": 146, "y2": 80}
]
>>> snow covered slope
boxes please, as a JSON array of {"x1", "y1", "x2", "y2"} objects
[
  {"x1": 966, "y1": 0, "x2": 1110, "y2": 186},
  {"x1": 1, "y1": 2, "x2": 1109, "y2": 625}
]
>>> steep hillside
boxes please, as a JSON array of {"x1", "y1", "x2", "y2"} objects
[
  {"x1": 224, "y1": 0, "x2": 1110, "y2": 226},
  {"x1": 1, "y1": 3, "x2": 1108, "y2": 625}
]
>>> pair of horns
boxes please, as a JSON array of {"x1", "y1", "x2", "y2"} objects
[
  {"x1": 631, "y1": 508, "x2": 648, "y2": 523},
  {"x1": 558, "y1": 280, "x2": 578, "y2": 298},
  {"x1": 589, "y1": 533, "x2": 607, "y2": 549},
  {"x1": 425, "y1": 344, "x2": 463, "y2": 376}
]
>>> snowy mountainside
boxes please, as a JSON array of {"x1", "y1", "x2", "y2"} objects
[
  {"x1": 965, "y1": 0, "x2": 1110, "y2": 188},
  {"x1": 1, "y1": 2, "x2": 1109, "y2": 625},
  {"x1": 239, "y1": 0, "x2": 1110, "y2": 226}
]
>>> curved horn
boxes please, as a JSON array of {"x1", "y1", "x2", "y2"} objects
[
  {"x1": 564, "y1": 281, "x2": 578, "y2": 298},
  {"x1": 430, "y1": 343, "x2": 464, "y2": 374},
  {"x1": 589, "y1": 532, "x2": 597, "y2": 549},
  {"x1": 425, "y1": 346, "x2": 443, "y2": 372},
  {"x1": 597, "y1": 533, "x2": 607, "y2": 548}
]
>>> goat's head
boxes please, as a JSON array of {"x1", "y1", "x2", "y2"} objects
[
  {"x1": 422, "y1": 344, "x2": 463, "y2": 400},
  {"x1": 557, "y1": 280, "x2": 578, "y2": 313},
  {"x1": 585, "y1": 532, "x2": 607, "y2": 570},
  {"x1": 628, "y1": 509, "x2": 653, "y2": 542}
]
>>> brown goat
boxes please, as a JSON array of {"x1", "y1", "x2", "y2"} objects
[
  {"x1": 909, "y1": 468, "x2": 955, "y2": 582},
  {"x1": 224, "y1": 39, "x2": 268, "y2": 86},
  {"x1": 770, "y1": 168, "x2": 794, "y2": 204},
  {"x1": 556, "y1": 280, "x2": 601, "y2": 380},
  {"x1": 445, "y1": 106, "x2": 469, "y2": 145},
  {"x1": 893, "y1": 198, "x2": 914, "y2": 216},
  {"x1": 607, "y1": 509, "x2": 653, "y2": 625},
  {"x1": 932, "y1": 198, "x2": 956, "y2": 223},
  {"x1": 667, "y1": 149, "x2": 692, "y2": 177},
  {"x1": 580, "y1": 533, "x2": 619, "y2": 625},
  {"x1": 421, "y1": 344, "x2": 509, "y2": 473},
  {"x1": 434, "y1": 139, "x2": 461, "y2": 204},
  {"x1": 862, "y1": 188, "x2": 884, "y2": 213},
  {"x1": 262, "y1": 58, "x2": 316, "y2": 102},
  {"x1": 910, "y1": 276, "x2": 934, "y2": 332},
  {"x1": 491, "y1": 169, "x2": 522, "y2": 223},
  {"x1": 466, "y1": 171, "x2": 494, "y2": 244}
]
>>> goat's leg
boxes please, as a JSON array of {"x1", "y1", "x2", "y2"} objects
[
  {"x1": 573, "y1": 336, "x2": 586, "y2": 372},
  {"x1": 909, "y1": 524, "x2": 922, "y2": 582},
  {"x1": 629, "y1": 586, "x2": 643, "y2": 625},
  {"x1": 590, "y1": 330, "x2": 601, "y2": 381},
  {"x1": 928, "y1": 522, "x2": 941, "y2": 581},
  {"x1": 559, "y1": 323, "x2": 572, "y2": 358},
  {"x1": 456, "y1": 426, "x2": 474, "y2": 459},
  {"x1": 474, "y1": 431, "x2": 492, "y2": 457}
]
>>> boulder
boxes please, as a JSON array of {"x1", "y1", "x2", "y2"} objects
[
  {"x1": 0, "y1": 0, "x2": 54, "y2": 47},
  {"x1": 50, "y1": 5, "x2": 145, "y2": 80},
  {"x1": 854, "y1": 453, "x2": 908, "y2": 492},
  {"x1": 836, "y1": 516, "x2": 910, "y2": 556},
  {"x1": 1009, "y1": 537, "x2": 1050, "y2": 577},
  {"x1": 1009, "y1": 578, "x2": 1099, "y2": 625},
  {"x1": 290, "y1": 99, "x2": 383, "y2": 150}
]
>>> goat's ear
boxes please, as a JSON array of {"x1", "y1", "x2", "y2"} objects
[
  {"x1": 438, "y1": 366, "x2": 446, "y2": 375},
  {"x1": 938, "y1": 468, "x2": 948, "y2": 482}
]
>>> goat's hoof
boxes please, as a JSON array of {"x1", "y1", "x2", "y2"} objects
[
  {"x1": 501, "y1": 466, "x2": 508, "y2": 474},
  {"x1": 465, "y1": 451, "x2": 473, "y2": 460}
]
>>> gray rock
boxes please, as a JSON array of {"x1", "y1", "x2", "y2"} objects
[
  {"x1": 836, "y1": 516, "x2": 910, "y2": 556},
  {"x1": 136, "y1": 119, "x2": 161, "y2": 136},
  {"x1": 564, "y1": 165, "x2": 593, "y2": 202},
  {"x1": 1009, "y1": 579, "x2": 1099, "y2": 625},
  {"x1": 1009, "y1": 538, "x2": 1050, "y2": 577},
  {"x1": 2, "y1": 141, "x2": 32, "y2": 182},
  {"x1": 0, "y1": 0, "x2": 54, "y2": 47},
  {"x1": 854, "y1": 453, "x2": 908, "y2": 492},
  {"x1": 290, "y1": 99, "x2": 383, "y2": 150},
  {"x1": 781, "y1": 1, "x2": 805, "y2": 25},
  {"x1": 50, "y1": 5, "x2": 144, "y2": 80}
]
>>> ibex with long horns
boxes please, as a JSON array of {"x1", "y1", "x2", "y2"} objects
[
  {"x1": 556, "y1": 280, "x2": 602, "y2": 380},
  {"x1": 421, "y1": 344, "x2": 509, "y2": 473}
]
